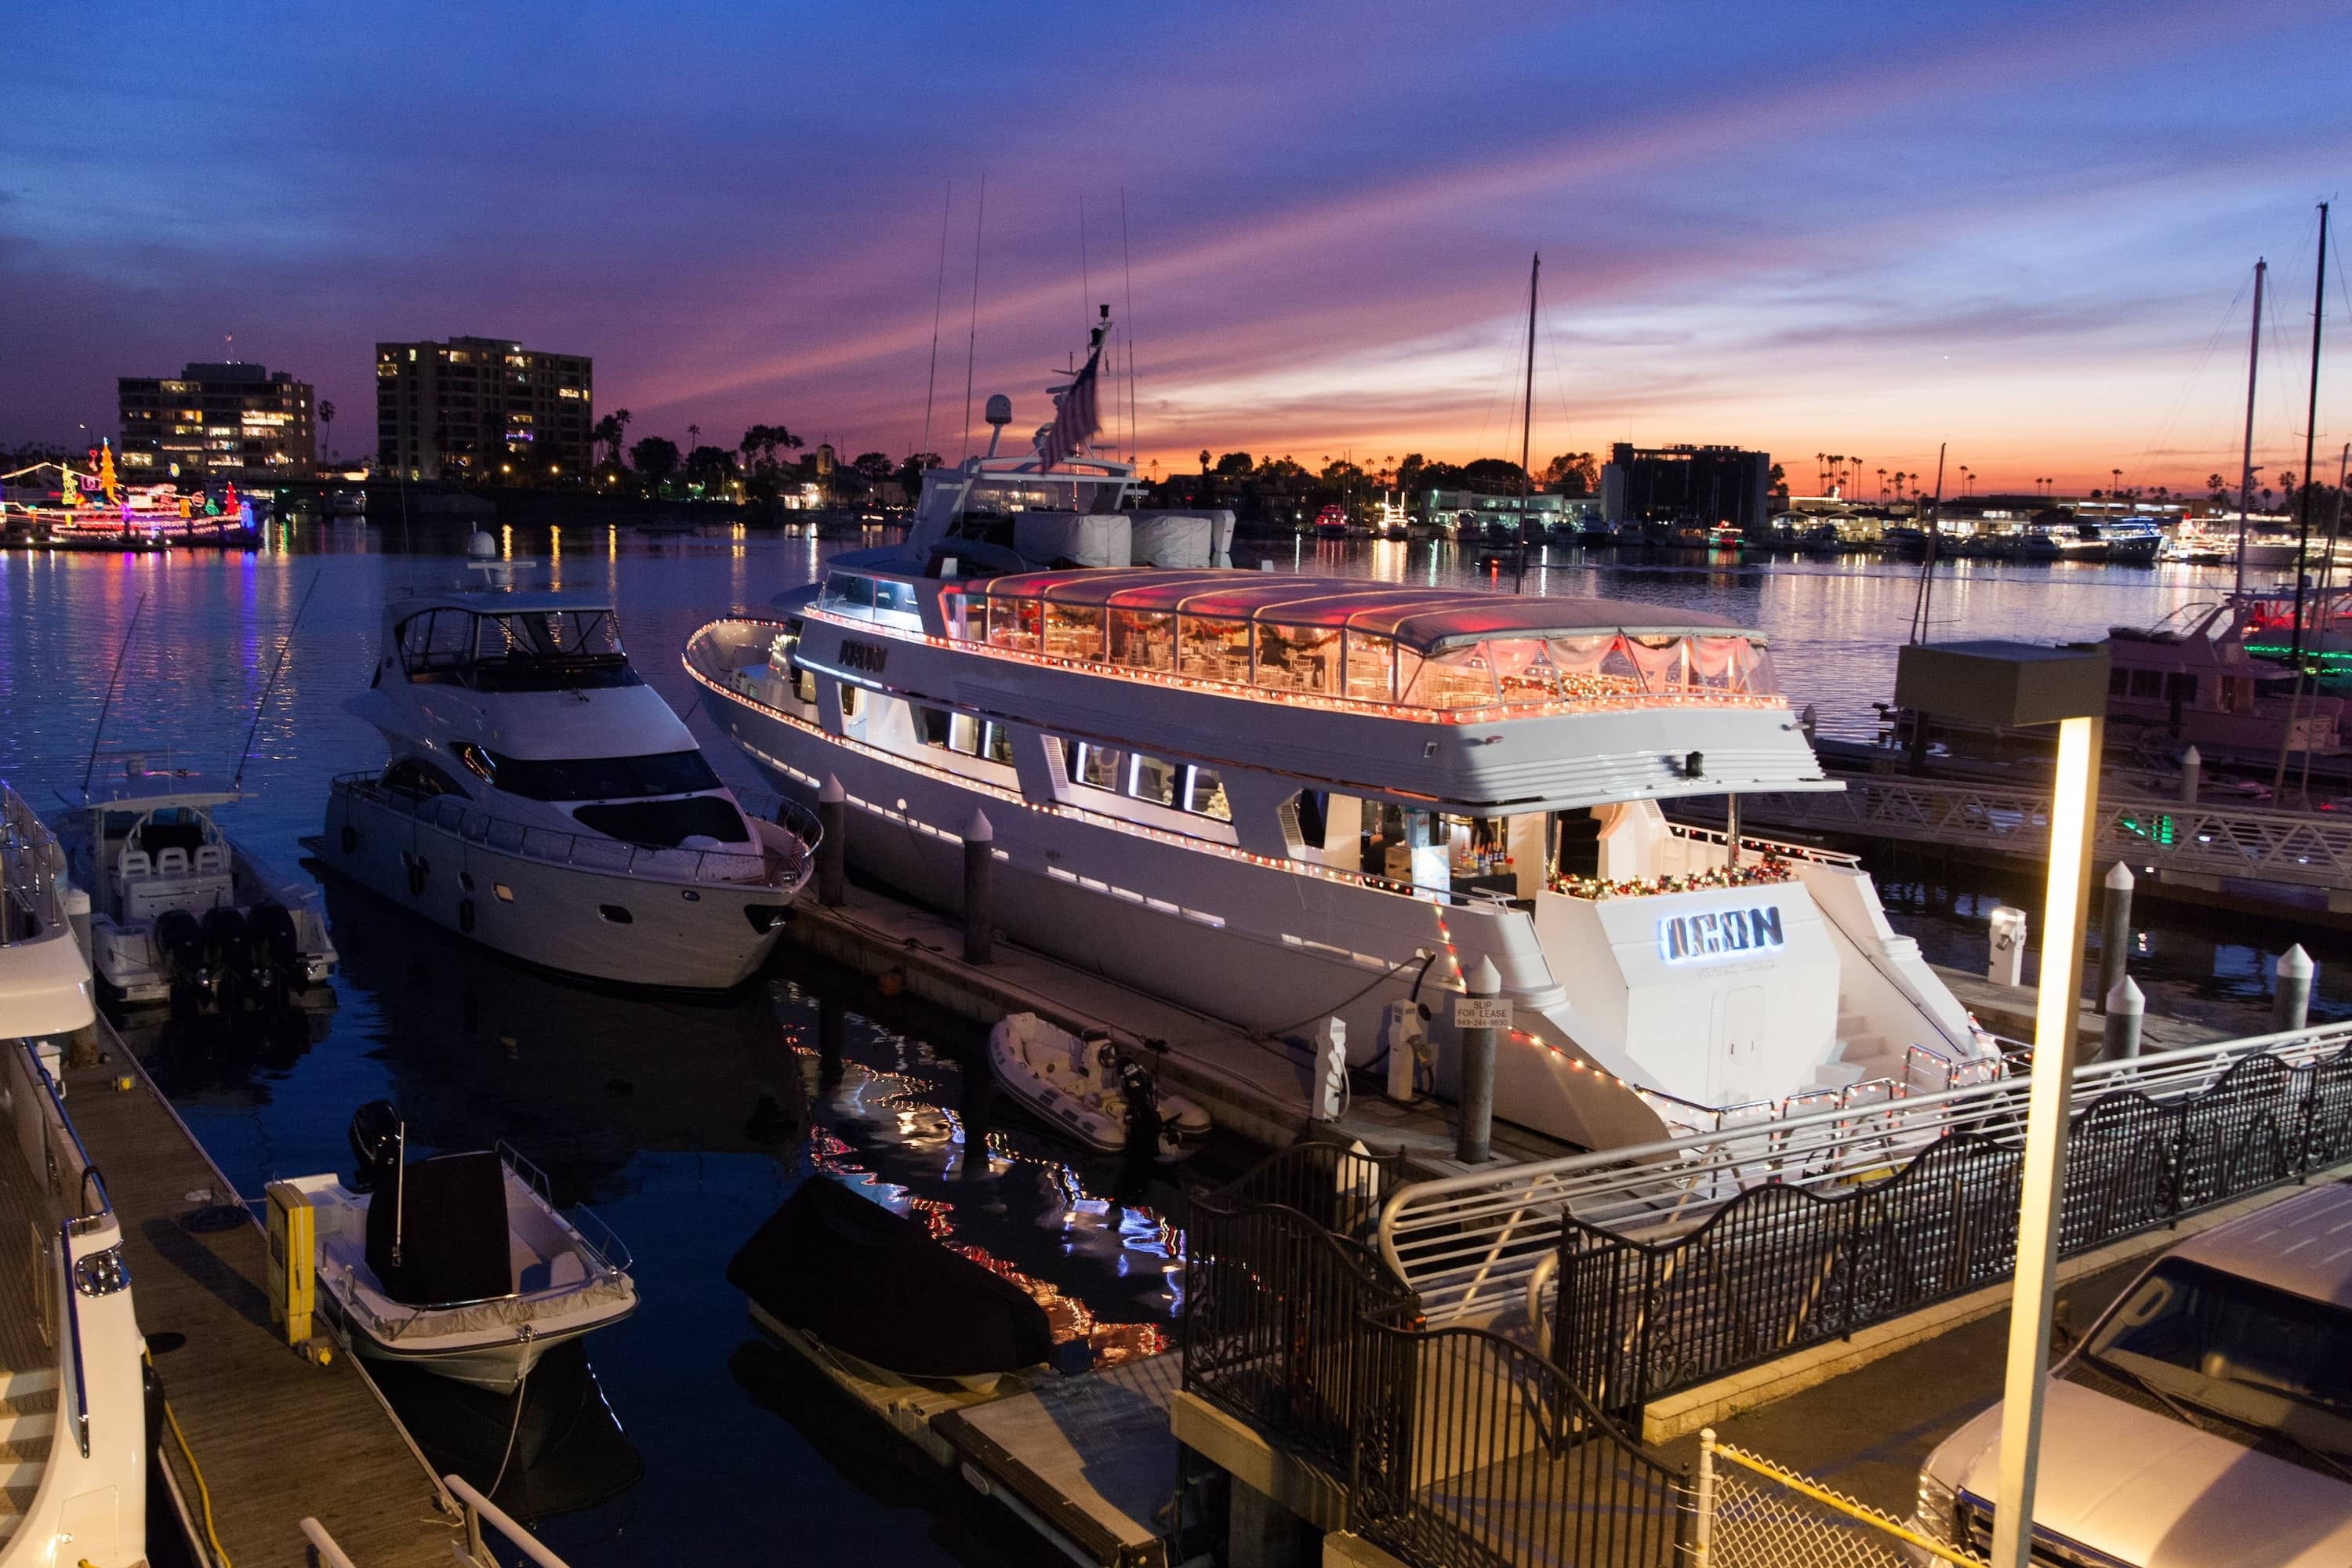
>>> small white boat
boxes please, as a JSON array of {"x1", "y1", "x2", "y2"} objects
[
  {"x1": 280, "y1": 1103, "x2": 635, "y2": 1393},
  {"x1": 56, "y1": 753, "x2": 337, "y2": 1011},
  {"x1": 987, "y1": 1012, "x2": 1210, "y2": 1158}
]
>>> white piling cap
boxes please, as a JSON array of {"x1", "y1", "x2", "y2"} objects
[
  {"x1": 2182, "y1": 745, "x2": 2201, "y2": 764},
  {"x1": 1467, "y1": 956, "x2": 1501, "y2": 996},
  {"x1": 2278, "y1": 943, "x2": 2315, "y2": 979},
  {"x1": 965, "y1": 808, "x2": 993, "y2": 844},
  {"x1": 2105, "y1": 862, "x2": 2136, "y2": 890},
  {"x1": 2106, "y1": 975, "x2": 2145, "y2": 1013},
  {"x1": 818, "y1": 774, "x2": 845, "y2": 804}
]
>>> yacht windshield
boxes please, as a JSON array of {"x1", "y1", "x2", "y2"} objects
[
  {"x1": 2082, "y1": 1258, "x2": 2352, "y2": 1464},
  {"x1": 397, "y1": 608, "x2": 639, "y2": 691},
  {"x1": 480, "y1": 749, "x2": 723, "y2": 802}
]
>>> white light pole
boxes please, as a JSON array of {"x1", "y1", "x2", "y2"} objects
[{"x1": 1991, "y1": 710, "x2": 2101, "y2": 1568}]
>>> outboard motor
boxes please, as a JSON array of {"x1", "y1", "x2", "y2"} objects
[
  {"x1": 347, "y1": 1099, "x2": 404, "y2": 1194},
  {"x1": 154, "y1": 908, "x2": 209, "y2": 1014},
  {"x1": 201, "y1": 906, "x2": 249, "y2": 1014},
  {"x1": 245, "y1": 902, "x2": 299, "y2": 1007}
]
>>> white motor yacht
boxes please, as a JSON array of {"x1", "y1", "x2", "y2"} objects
[
  {"x1": 684, "y1": 338, "x2": 1996, "y2": 1152},
  {"x1": 55, "y1": 752, "x2": 337, "y2": 1012},
  {"x1": 278, "y1": 1102, "x2": 635, "y2": 1394},
  {"x1": 0, "y1": 783, "x2": 146, "y2": 1566},
  {"x1": 322, "y1": 564, "x2": 819, "y2": 990}
]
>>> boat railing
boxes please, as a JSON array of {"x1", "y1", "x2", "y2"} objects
[
  {"x1": 1662, "y1": 819, "x2": 1860, "y2": 869},
  {"x1": 332, "y1": 771, "x2": 820, "y2": 890},
  {"x1": 495, "y1": 1140, "x2": 634, "y2": 1278},
  {"x1": 2, "y1": 781, "x2": 73, "y2": 945},
  {"x1": 6, "y1": 1041, "x2": 129, "y2": 1469},
  {"x1": 447, "y1": 1472, "x2": 576, "y2": 1568}
]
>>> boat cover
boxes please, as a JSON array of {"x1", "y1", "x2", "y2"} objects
[
  {"x1": 367, "y1": 1151, "x2": 513, "y2": 1306},
  {"x1": 726, "y1": 1176, "x2": 1054, "y2": 1377}
]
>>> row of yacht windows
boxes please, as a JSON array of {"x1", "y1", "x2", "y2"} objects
[
  {"x1": 904, "y1": 701, "x2": 1231, "y2": 823},
  {"x1": 969, "y1": 592, "x2": 1776, "y2": 710}
]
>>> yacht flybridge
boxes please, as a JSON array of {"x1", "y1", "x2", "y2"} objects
[
  {"x1": 687, "y1": 397, "x2": 1991, "y2": 1152},
  {"x1": 325, "y1": 557, "x2": 819, "y2": 990}
]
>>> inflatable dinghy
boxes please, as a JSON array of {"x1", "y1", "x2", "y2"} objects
[{"x1": 987, "y1": 1012, "x2": 1211, "y2": 1159}]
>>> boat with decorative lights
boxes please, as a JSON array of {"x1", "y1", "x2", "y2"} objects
[
  {"x1": 686, "y1": 319, "x2": 1995, "y2": 1149},
  {"x1": 323, "y1": 543, "x2": 820, "y2": 990}
]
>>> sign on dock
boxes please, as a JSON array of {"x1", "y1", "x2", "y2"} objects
[{"x1": 1454, "y1": 995, "x2": 1512, "y2": 1031}]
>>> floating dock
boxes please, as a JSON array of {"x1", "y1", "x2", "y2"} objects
[
  {"x1": 789, "y1": 881, "x2": 1575, "y2": 1170},
  {"x1": 68, "y1": 1022, "x2": 459, "y2": 1566}
]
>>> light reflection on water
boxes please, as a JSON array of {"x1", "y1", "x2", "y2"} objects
[{"x1": 1, "y1": 521, "x2": 2343, "y2": 1557}]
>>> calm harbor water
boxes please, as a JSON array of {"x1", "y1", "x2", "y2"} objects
[{"x1": 1, "y1": 520, "x2": 2343, "y2": 1559}]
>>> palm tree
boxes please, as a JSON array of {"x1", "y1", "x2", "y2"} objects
[
  {"x1": 688, "y1": 423, "x2": 702, "y2": 455},
  {"x1": 1815, "y1": 452, "x2": 1825, "y2": 492},
  {"x1": 318, "y1": 400, "x2": 336, "y2": 463},
  {"x1": 1875, "y1": 466, "x2": 1886, "y2": 500}
]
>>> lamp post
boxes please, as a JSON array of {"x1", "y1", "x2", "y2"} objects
[{"x1": 1895, "y1": 639, "x2": 2108, "y2": 1568}]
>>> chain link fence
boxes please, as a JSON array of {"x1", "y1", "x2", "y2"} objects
[{"x1": 1695, "y1": 1430, "x2": 1984, "y2": 1568}]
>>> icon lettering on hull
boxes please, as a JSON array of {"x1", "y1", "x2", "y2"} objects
[{"x1": 1658, "y1": 905, "x2": 1784, "y2": 964}]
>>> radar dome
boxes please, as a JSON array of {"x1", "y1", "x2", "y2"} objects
[
  {"x1": 984, "y1": 394, "x2": 1013, "y2": 427},
  {"x1": 466, "y1": 529, "x2": 498, "y2": 560}
]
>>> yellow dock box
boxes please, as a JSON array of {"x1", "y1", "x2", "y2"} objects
[{"x1": 263, "y1": 1180, "x2": 316, "y2": 1346}]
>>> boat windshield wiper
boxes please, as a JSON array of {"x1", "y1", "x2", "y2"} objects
[{"x1": 2085, "y1": 1354, "x2": 2352, "y2": 1484}]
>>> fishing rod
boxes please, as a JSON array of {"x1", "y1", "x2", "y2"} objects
[
  {"x1": 80, "y1": 592, "x2": 149, "y2": 797},
  {"x1": 233, "y1": 571, "x2": 322, "y2": 789}
]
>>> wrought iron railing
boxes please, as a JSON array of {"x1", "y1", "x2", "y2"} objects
[
  {"x1": 1378, "y1": 1019, "x2": 2352, "y2": 1327},
  {"x1": 331, "y1": 771, "x2": 820, "y2": 888},
  {"x1": 1183, "y1": 1144, "x2": 1690, "y2": 1568},
  {"x1": 1553, "y1": 1032, "x2": 2352, "y2": 1421}
]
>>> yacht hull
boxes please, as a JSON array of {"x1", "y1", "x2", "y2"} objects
[
  {"x1": 713, "y1": 699, "x2": 1697, "y2": 1149},
  {"x1": 320, "y1": 790, "x2": 794, "y2": 991}
]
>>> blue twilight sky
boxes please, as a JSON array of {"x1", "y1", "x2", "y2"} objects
[{"x1": 4, "y1": 0, "x2": 2349, "y2": 494}]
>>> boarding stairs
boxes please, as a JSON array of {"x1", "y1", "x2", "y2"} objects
[{"x1": 0, "y1": 1367, "x2": 56, "y2": 1550}]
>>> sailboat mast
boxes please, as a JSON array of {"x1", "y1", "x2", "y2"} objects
[
  {"x1": 2235, "y1": 258, "x2": 2267, "y2": 599},
  {"x1": 2291, "y1": 202, "x2": 2328, "y2": 666},
  {"x1": 1515, "y1": 252, "x2": 1540, "y2": 593}
]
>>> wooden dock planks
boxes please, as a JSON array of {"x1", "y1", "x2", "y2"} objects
[{"x1": 62, "y1": 1035, "x2": 459, "y2": 1568}]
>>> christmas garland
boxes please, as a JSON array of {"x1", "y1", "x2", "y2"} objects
[{"x1": 1549, "y1": 855, "x2": 1794, "y2": 902}]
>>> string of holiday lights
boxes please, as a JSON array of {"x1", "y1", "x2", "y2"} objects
[{"x1": 1548, "y1": 855, "x2": 1794, "y2": 902}]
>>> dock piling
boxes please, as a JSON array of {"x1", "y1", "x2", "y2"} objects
[
  {"x1": 2102, "y1": 976, "x2": 2144, "y2": 1060},
  {"x1": 1456, "y1": 957, "x2": 1500, "y2": 1163},
  {"x1": 962, "y1": 808, "x2": 994, "y2": 964},
  {"x1": 2098, "y1": 862, "x2": 2134, "y2": 1014},
  {"x1": 816, "y1": 775, "x2": 847, "y2": 907},
  {"x1": 2180, "y1": 745, "x2": 2201, "y2": 804},
  {"x1": 2274, "y1": 944, "x2": 2315, "y2": 1033}
]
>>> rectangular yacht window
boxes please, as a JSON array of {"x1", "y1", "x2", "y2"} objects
[
  {"x1": 1186, "y1": 767, "x2": 1232, "y2": 822},
  {"x1": 1488, "y1": 637, "x2": 1562, "y2": 705},
  {"x1": 1344, "y1": 633, "x2": 1396, "y2": 702},
  {"x1": 949, "y1": 711, "x2": 982, "y2": 753},
  {"x1": 1253, "y1": 623, "x2": 1340, "y2": 694},
  {"x1": 1071, "y1": 743, "x2": 1126, "y2": 791},
  {"x1": 1131, "y1": 753, "x2": 1181, "y2": 808},
  {"x1": 986, "y1": 593, "x2": 1041, "y2": 652},
  {"x1": 1109, "y1": 609, "x2": 1174, "y2": 671},
  {"x1": 983, "y1": 721, "x2": 1014, "y2": 766},
  {"x1": 1042, "y1": 603, "x2": 1106, "y2": 661},
  {"x1": 823, "y1": 573, "x2": 876, "y2": 614},
  {"x1": 1405, "y1": 644, "x2": 1500, "y2": 709},
  {"x1": 1178, "y1": 615, "x2": 1252, "y2": 684}
]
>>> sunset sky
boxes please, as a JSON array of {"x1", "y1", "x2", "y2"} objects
[{"x1": 5, "y1": 0, "x2": 2349, "y2": 495}]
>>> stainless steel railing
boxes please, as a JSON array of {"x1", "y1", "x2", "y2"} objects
[{"x1": 332, "y1": 771, "x2": 821, "y2": 888}]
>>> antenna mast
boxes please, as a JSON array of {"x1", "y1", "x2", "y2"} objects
[
  {"x1": 2291, "y1": 201, "x2": 2328, "y2": 666},
  {"x1": 2234, "y1": 258, "x2": 2267, "y2": 598},
  {"x1": 920, "y1": 183, "x2": 951, "y2": 466}
]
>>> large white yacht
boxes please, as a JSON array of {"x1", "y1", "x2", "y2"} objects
[
  {"x1": 687, "y1": 392, "x2": 1994, "y2": 1152},
  {"x1": 0, "y1": 784, "x2": 147, "y2": 1566},
  {"x1": 323, "y1": 561, "x2": 820, "y2": 991}
]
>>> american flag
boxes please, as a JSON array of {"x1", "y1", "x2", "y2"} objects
[{"x1": 1036, "y1": 329, "x2": 1105, "y2": 470}]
